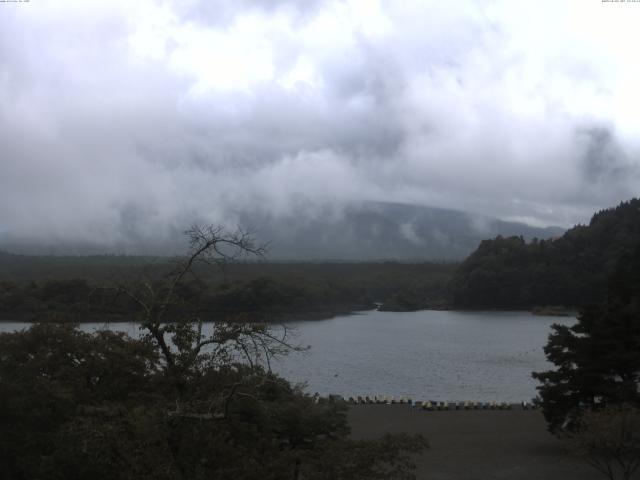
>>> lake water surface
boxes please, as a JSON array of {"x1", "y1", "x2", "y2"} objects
[{"x1": 0, "y1": 310, "x2": 575, "y2": 402}]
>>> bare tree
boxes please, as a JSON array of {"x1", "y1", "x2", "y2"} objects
[{"x1": 115, "y1": 225, "x2": 299, "y2": 379}]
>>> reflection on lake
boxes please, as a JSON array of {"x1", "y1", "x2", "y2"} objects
[{"x1": 0, "y1": 309, "x2": 575, "y2": 402}]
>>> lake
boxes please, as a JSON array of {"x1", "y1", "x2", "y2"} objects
[{"x1": 0, "y1": 309, "x2": 574, "y2": 402}]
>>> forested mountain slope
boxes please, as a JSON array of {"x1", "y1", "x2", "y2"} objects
[
  {"x1": 1, "y1": 202, "x2": 563, "y2": 260},
  {"x1": 237, "y1": 201, "x2": 564, "y2": 260},
  {"x1": 449, "y1": 199, "x2": 640, "y2": 308}
]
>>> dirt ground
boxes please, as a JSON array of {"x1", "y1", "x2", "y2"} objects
[{"x1": 348, "y1": 405, "x2": 605, "y2": 480}]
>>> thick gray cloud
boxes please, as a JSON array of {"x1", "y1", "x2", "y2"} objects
[
  {"x1": 1, "y1": 0, "x2": 639, "y2": 252},
  {"x1": 579, "y1": 127, "x2": 637, "y2": 184}
]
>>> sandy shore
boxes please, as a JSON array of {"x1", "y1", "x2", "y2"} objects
[{"x1": 348, "y1": 405, "x2": 602, "y2": 480}]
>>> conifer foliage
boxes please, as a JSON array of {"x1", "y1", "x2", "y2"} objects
[{"x1": 533, "y1": 245, "x2": 640, "y2": 433}]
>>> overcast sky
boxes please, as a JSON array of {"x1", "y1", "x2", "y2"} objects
[{"x1": 1, "y1": 0, "x2": 639, "y2": 250}]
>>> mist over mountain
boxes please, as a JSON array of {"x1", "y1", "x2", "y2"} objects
[
  {"x1": 235, "y1": 202, "x2": 563, "y2": 260},
  {"x1": 1, "y1": 1, "x2": 639, "y2": 253},
  {"x1": 0, "y1": 202, "x2": 562, "y2": 261}
]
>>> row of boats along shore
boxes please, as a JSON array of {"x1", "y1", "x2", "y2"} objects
[{"x1": 324, "y1": 395, "x2": 539, "y2": 411}]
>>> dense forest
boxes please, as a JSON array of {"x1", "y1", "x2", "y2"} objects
[
  {"x1": 2, "y1": 198, "x2": 639, "y2": 319},
  {"x1": 0, "y1": 256, "x2": 454, "y2": 321},
  {"x1": 449, "y1": 198, "x2": 640, "y2": 309}
]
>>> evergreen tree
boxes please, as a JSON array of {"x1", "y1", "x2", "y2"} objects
[{"x1": 533, "y1": 245, "x2": 640, "y2": 433}]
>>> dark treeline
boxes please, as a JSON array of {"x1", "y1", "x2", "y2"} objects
[
  {"x1": 0, "y1": 257, "x2": 455, "y2": 321},
  {"x1": 450, "y1": 198, "x2": 640, "y2": 309},
  {"x1": 3, "y1": 198, "x2": 639, "y2": 318}
]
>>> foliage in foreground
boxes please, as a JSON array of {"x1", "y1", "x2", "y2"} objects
[
  {"x1": 0, "y1": 323, "x2": 426, "y2": 480},
  {"x1": 0, "y1": 226, "x2": 427, "y2": 479},
  {"x1": 533, "y1": 243, "x2": 640, "y2": 434}
]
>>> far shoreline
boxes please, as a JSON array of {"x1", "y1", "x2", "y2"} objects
[{"x1": 0, "y1": 305, "x2": 578, "y2": 324}]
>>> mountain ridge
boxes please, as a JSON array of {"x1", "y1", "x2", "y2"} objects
[
  {"x1": 237, "y1": 201, "x2": 564, "y2": 261},
  {"x1": 0, "y1": 202, "x2": 564, "y2": 260}
]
